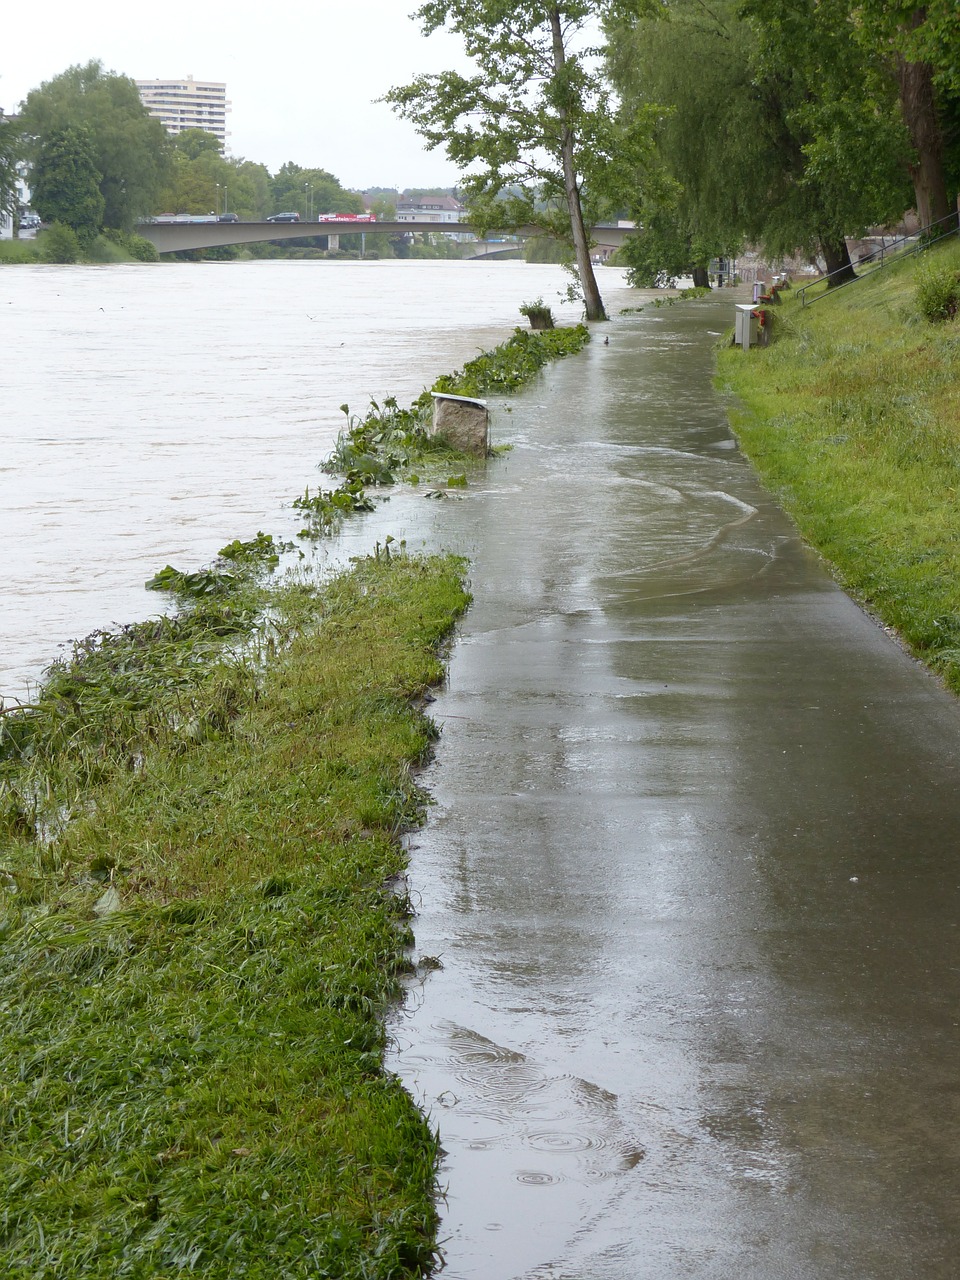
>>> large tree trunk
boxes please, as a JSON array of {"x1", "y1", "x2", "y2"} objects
[
  {"x1": 691, "y1": 264, "x2": 709, "y2": 288},
  {"x1": 549, "y1": 6, "x2": 607, "y2": 322},
  {"x1": 820, "y1": 233, "x2": 857, "y2": 286},
  {"x1": 896, "y1": 11, "x2": 956, "y2": 230}
]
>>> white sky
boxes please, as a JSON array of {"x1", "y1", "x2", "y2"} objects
[{"x1": 1, "y1": 0, "x2": 471, "y2": 190}]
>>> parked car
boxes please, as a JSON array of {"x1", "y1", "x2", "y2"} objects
[
  {"x1": 218, "y1": 212, "x2": 240, "y2": 223},
  {"x1": 267, "y1": 212, "x2": 300, "y2": 222},
  {"x1": 19, "y1": 214, "x2": 41, "y2": 230}
]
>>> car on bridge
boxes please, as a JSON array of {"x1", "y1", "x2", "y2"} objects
[
  {"x1": 218, "y1": 212, "x2": 240, "y2": 223},
  {"x1": 267, "y1": 212, "x2": 300, "y2": 222}
]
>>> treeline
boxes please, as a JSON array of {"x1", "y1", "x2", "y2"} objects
[
  {"x1": 0, "y1": 60, "x2": 389, "y2": 256},
  {"x1": 604, "y1": 0, "x2": 960, "y2": 286}
]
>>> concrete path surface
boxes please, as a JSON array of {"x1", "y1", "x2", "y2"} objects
[{"x1": 373, "y1": 295, "x2": 960, "y2": 1279}]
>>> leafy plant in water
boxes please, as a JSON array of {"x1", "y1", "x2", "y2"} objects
[{"x1": 433, "y1": 325, "x2": 589, "y2": 398}]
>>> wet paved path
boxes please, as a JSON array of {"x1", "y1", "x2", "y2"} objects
[{"x1": 382, "y1": 295, "x2": 960, "y2": 1278}]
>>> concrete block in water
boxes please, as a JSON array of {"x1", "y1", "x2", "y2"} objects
[{"x1": 431, "y1": 393, "x2": 489, "y2": 454}]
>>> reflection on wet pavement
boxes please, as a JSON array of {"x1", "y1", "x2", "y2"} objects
[{"x1": 381, "y1": 296, "x2": 960, "y2": 1278}]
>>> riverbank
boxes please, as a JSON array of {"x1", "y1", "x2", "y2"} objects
[
  {"x1": 0, "y1": 551, "x2": 469, "y2": 1277},
  {"x1": 718, "y1": 236, "x2": 960, "y2": 693},
  {"x1": 0, "y1": 318, "x2": 595, "y2": 1275}
]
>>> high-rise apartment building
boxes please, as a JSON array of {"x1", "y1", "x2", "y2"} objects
[{"x1": 135, "y1": 76, "x2": 231, "y2": 147}]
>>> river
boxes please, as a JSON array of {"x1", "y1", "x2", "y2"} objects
[{"x1": 0, "y1": 258, "x2": 622, "y2": 701}]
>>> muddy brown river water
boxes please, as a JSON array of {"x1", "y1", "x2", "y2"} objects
[{"x1": 367, "y1": 295, "x2": 960, "y2": 1278}]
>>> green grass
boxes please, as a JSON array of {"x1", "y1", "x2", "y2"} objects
[
  {"x1": 718, "y1": 235, "x2": 960, "y2": 691},
  {"x1": 0, "y1": 238, "x2": 41, "y2": 264},
  {"x1": 0, "y1": 551, "x2": 470, "y2": 1277}
]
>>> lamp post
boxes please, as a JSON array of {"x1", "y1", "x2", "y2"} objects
[
  {"x1": 303, "y1": 182, "x2": 313, "y2": 220},
  {"x1": 215, "y1": 183, "x2": 220, "y2": 215}
]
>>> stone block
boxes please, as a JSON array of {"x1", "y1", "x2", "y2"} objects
[{"x1": 430, "y1": 393, "x2": 490, "y2": 455}]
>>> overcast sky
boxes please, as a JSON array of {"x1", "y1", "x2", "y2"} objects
[{"x1": 2, "y1": 1, "x2": 472, "y2": 189}]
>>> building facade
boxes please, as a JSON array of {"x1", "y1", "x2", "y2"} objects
[
  {"x1": 395, "y1": 194, "x2": 465, "y2": 225},
  {"x1": 135, "y1": 77, "x2": 231, "y2": 147}
]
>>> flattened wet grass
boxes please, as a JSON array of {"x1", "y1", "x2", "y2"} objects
[{"x1": 0, "y1": 552, "x2": 469, "y2": 1277}]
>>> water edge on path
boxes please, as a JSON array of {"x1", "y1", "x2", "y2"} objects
[{"x1": 370, "y1": 294, "x2": 960, "y2": 1279}]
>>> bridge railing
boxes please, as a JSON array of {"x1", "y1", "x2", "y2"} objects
[{"x1": 797, "y1": 211, "x2": 960, "y2": 307}]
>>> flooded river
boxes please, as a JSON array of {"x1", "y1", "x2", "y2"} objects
[
  {"x1": 364, "y1": 296, "x2": 960, "y2": 1278},
  {"x1": 0, "y1": 258, "x2": 597, "y2": 700}
]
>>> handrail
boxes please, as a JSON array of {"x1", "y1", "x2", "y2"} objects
[{"x1": 796, "y1": 210, "x2": 960, "y2": 306}]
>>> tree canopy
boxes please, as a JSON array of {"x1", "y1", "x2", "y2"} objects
[
  {"x1": 18, "y1": 61, "x2": 172, "y2": 230},
  {"x1": 30, "y1": 125, "x2": 105, "y2": 243},
  {"x1": 386, "y1": 0, "x2": 651, "y2": 321},
  {"x1": 606, "y1": 0, "x2": 919, "y2": 284}
]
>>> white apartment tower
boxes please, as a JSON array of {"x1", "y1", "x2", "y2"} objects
[{"x1": 135, "y1": 76, "x2": 231, "y2": 147}]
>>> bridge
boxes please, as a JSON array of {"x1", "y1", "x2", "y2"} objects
[{"x1": 136, "y1": 218, "x2": 635, "y2": 256}]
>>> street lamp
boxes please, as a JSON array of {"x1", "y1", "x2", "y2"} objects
[
  {"x1": 304, "y1": 182, "x2": 313, "y2": 220},
  {"x1": 215, "y1": 183, "x2": 220, "y2": 214}
]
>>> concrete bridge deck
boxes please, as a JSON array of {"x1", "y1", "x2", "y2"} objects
[{"x1": 136, "y1": 218, "x2": 635, "y2": 255}]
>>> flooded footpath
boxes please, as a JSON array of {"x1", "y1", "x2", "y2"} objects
[{"x1": 371, "y1": 294, "x2": 960, "y2": 1278}]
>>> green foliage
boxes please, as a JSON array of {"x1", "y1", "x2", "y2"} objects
[
  {"x1": 270, "y1": 160, "x2": 363, "y2": 218},
  {"x1": 607, "y1": 0, "x2": 912, "y2": 279},
  {"x1": 0, "y1": 238, "x2": 41, "y2": 264},
  {"x1": 19, "y1": 61, "x2": 172, "y2": 230},
  {"x1": 38, "y1": 221, "x2": 82, "y2": 263},
  {"x1": 293, "y1": 480, "x2": 377, "y2": 538},
  {"x1": 915, "y1": 258, "x2": 960, "y2": 321},
  {"x1": 31, "y1": 126, "x2": 105, "y2": 243},
  {"x1": 0, "y1": 552, "x2": 470, "y2": 1276},
  {"x1": 385, "y1": 1, "x2": 645, "y2": 321},
  {"x1": 433, "y1": 324, "x2": 590, "y2": 396},
  {"x1": 0, "y1": 113, "x2": 17, "y2": 222},
  {"x1": 519, "y1": 297, "x2": 555, "y2": 327},
  {"x1": 101, "y1": 228, "x2": 159, "y2": 262},
  {"x1": 174, "y1": 127, "x2": 223, "y2": 160},
  {"x1": 719, "y1": 236, "x2": 960, "y2": 692}
]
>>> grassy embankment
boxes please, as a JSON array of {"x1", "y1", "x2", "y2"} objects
[
  {"x1": 0, "y1": 320, "x2": 590, "y2": 1277},
  {"x1": 718, "y1": 236, "x2": 960, "y2": 693}
]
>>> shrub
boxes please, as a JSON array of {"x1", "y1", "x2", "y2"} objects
[
  {"x1": 0, "y1": 239, "x2": 40, "y2": 264},
  {"x1": 915, "y1": 258, "x2": 960, "y2": 322},
  {"x1": 89, "y1": 234, "x2": 128, "y2": 263},
  {"x1": 38, "y1": 222, "x2": 81, "y2": 263},
  {"x1": 519, "y1": 297, "x2": 555, "y2": 329}
]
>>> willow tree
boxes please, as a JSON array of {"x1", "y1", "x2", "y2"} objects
[
  {"x1": 386, "y1": 1, "x2": 647, "y2": 321},
  {"x1": 608, "y1": 0, "x2": 911, "y2": 285}
]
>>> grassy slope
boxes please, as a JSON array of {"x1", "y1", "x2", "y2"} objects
[
  {"x1": 0, "y1": 554, "x2": 469, "y2": 1278},
  {"x1": 718, "y1": 238, "x2": 960, "y2": 692}
]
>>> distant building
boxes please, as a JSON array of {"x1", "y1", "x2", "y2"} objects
[
  {"x1": 395, "y1": 194, "x2": 465, "y2": 225},
  {"x1": 135, "y1": 76, "x2": 231, "y2": 147}
]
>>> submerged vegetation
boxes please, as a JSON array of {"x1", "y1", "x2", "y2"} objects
[
  {"x1": 295, "y1": 325, "x2": 590, "y2": 539},
  {"x1": 719, "y1": 235, "x2": 960, "y2": 693},
  {"x1": 0, "y1": 549, "x2": 470, "y2": 1277}
]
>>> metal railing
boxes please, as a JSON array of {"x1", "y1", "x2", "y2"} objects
[{"x1": 796, "y1": 210, "x2": 960, "y2": 306}]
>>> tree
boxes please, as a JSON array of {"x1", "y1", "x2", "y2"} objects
[
  {"x1": 174, "y1": 128, "x2": 223, "y2": 161},
  {"x1": 269, "y1": 162, "x2": 362, "y2": 218},
  {"x1": 18, "y1": 61, "x2": 171, "y2": 230},
  {"x1": 386, "y1": 1, "x2": 646, "y2": 321},
  {"x1": 30, "y1": 126, "x2": 105, "y2": 244},
  {"x1": 853, "y1": 2, "x2": 960, "y2": 229},
  {"x1": 607, "y1": 0, "x2": 911, "y2": 285},
  {"x1": 0, "y1": 110, "x2": 18, "y2": 223}
]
